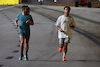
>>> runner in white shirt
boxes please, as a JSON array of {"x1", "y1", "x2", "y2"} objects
[{"x1": 55, "y1": 6, "x2": 76, "y2": 61}]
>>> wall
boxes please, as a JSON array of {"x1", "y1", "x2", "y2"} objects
[{"x1": 0, "y1": 0, "x2": 19, "y2": 5}]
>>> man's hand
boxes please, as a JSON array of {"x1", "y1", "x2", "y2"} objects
[
  {"x1": 59, "y1": 28, "x2": 64, "y2": 32},
  {"x1": 68, "y1": 23, "x2": 75, "y2": 28},
  {"x1": 56, "y1": 26, "x2": 64, "y2": 32},
  {"x1": 26, "y1": 19, "x2": 30, "y2": 24},
  {"x1": 71, "y1": 25, "x2": 75, "y2": 28},
  {"x1": 16, "y1": 24, "x2": 18, "y2": 27}
]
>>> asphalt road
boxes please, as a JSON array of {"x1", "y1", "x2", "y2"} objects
[{"x1": 0, "y1": 5, "x2": 100, "y2": 67}]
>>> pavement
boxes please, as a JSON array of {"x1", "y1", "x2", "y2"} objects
[{"x1": 0, "y1": 5, "x2": 100, "y2": 67}]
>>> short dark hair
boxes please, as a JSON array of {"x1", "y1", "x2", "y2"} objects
[
  {"x1": 64, "y1": 6, "x2": 71, "y2": 11},
  {"x1": 22, "y1": 5, "x2": 30, "y2": 11}
]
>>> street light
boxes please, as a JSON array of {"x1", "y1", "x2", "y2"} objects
[
  {"x1": 54, "y1": 0, "x2": 57, "y2": 3},
  {"x1": 38, "y1": 0, "x2": 40, "y2": 2}
]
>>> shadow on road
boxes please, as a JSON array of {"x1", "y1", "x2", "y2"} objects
[{"x1": 28, "y1": 59, "x2": 100, "y2": 62}]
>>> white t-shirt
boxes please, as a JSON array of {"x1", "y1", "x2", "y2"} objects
[{"x1": 55, "y1": 15, "x2": 76, "y2": 39}]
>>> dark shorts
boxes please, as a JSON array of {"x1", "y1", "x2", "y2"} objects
[{"x1": 19, "y1": 32, "x2": 30, "y2": 39}]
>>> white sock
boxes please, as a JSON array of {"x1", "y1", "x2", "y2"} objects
[{"x1": 63, "y1": 52, "x2": 66, "y2": 57}]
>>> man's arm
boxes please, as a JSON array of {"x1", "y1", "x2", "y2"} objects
[
  {"x1": 71, "y1": 24, "x2": 75, "y2": 28},
  {"x1": 55, "y1": 16, "x2": 64, "y2": 32},
  {"x1": 71, "y1": 17, "x2": 76, "y2": 29},
  {"x1": 26, "y1": 19, "x2": 34, "y2": 25},
  {"x1": 15, "y1": 14, "x2": 20, "y2": 27},
  {"x1": 56, "y1": 26, "x2": 64, "y2": 32},
  {"x1": 30, "y1": 21, "x2": 34, "y2": 25},
  {"x1": 15, "y1": 20, "x2": 18, "y2": 27}
]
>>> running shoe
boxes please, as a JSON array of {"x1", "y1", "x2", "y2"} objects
[
  {"x1": 59, "y1": 48, "x2": 62, "y2": 53},
  {"x1": 19, "y1": 55, "x2": 23, "y2": 60},
  {"x1": 62, "y1": 57, "x2": 66, "y2": 61},
  {"x1": 24, "y1": 55, "x2": 28, "y2": 61}
]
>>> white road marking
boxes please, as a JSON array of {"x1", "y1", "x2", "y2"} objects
[{"x1": 0, "y1": 5, "x2": 17, "y2": 11}]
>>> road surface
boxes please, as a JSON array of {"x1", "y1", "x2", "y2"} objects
[{"x1": 0, "y1": 5, "x2": 100, "y2": 67}]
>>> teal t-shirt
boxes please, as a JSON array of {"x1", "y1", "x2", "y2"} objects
[{"x1": 16, "y1": 13, "x2": 33, "y2": 33}]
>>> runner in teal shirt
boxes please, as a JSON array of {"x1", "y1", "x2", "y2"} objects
[
  {"x1": 15, "y1": 6, "x2": 34, "y2": 61},
  {"x1": 16, "y1": 13, "x2": 33, "y2": 39}
]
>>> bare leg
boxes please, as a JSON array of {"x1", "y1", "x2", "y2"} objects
[
  {"x1": 25, "y1": 38, "x2": 29, "y2": 58},
  {"x1": 19, "y1": 36, "x2": 24, "y2": 56},
  {"x1": 25, "y1": 39, "x2": 29, "y2": 52},
  {"x1": 59, "y1": 44, "x2": 64, "y2": 48},
  {"x1": 63, "y1": 43, "x2": 68, "y2": 57},
  {"x1": 59, "y1": 44, "x2": 64, "y2": 53}
]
